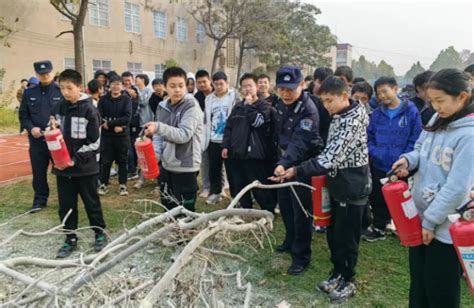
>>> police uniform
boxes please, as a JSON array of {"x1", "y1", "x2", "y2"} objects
[
  {"x1": 273, "y1": 66, "x2": 323, "y2": 274},
  {"x1": 19, "y1": 61, "x2": 63, "y2": 210}
]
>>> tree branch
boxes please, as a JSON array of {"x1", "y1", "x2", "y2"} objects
[{"x1": 55, "y1": 30, "x2": 74, "y2": 38}]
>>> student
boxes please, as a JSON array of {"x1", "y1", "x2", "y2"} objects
[
  {"x1": 272, "y1": 76, "x2": 371, "y2": 301},
  {"x1": 334, "y1": 65, "x2": 354, "y2": 89},
  {"x1": 221, "y1": 73, "x2": 275, "y2": 212},
  {"x1": 194, "y1": 69, "x2": 214, "y2": 198},
  {"x1": 186, "y1": 74, "x2": 196, "y2": 94},
  {"x1": 365, "y1": 76, "x2": 422, "y2": 241},
  {"x1": 135, "y1": 73, "x2": 154, "y2": 127},
  {"x1": 144, "y1": 67, "x2": 203, "y2": 212},
  {"x1": 392, "y1": 69, "x2": 473, "y2": 308},
  {"x1": 269, "y1": 65, "x2": 323, "y2": 275},
  {"x1": 51, "y1": 69, "x2": 107, "y2": 258},
  {"x1": 16, "y1": 78, "x2": 28, "y2": 104},
  {"x1": 412, "y1": 71, "x2": 436, "y2": 125},
  {"x1": 203, "y1": 71, "x2": 240, "y2": 204},
  {"x1": 87, "y1": 79, "x2": 104, "y2": 108},
  {"x1": 149, "y1": 78, "x2": 166, "y2": 116},
  {"x1": 94, "y1": 70, "x2": 107, "y2": 88},
  {"x1": 257, "y1": 74, "x2": 279, "y2": 107},
  {"x1": 351, "y1": 81, "x2": 374, "y2": 115},
  {"x1": 312, "y1": 67, "x2": 334, "y2": 97},
  {"x1": 97, "y1": 74, "x2": 132, "y2": 196}
]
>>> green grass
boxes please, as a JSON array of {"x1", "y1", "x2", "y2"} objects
[
  {"x1": 0, "y1": 176, "x2": 472, "y2": 307},
  {"x1": 0, "y1": 107, "x2": 20, "y2": 134}
]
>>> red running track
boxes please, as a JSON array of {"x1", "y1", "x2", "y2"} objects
[{"x1": 0, "y1": 134, "x2": 32, "y2": 185}]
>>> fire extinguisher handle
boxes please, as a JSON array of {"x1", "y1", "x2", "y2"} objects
[{"x1": 456, "y1": 198, "x2": 474, "y2": 219}]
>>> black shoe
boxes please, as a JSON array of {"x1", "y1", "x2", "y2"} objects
[
  {"x1": 94, "y1": 233, "x2": 108, "y2": 252},
  {"x1": 31, "y1": 204, "x2": 46, "y2": 212},
  {"x1": 275, "y1": 244, "x2": 291, "y2": 253},
  {"x1": 287, "y1": 264, "x2": 308, "y2": 275},
  {"x1": 317, "y1": 271, "x2": 343, "y2": 293},
  {"x1": 314, "y1": 225, "x2": 327, "y2": 233},
  {"x1": 329, "y1": 279, "x2": 356, "y2": 302},
  {"x1": 364, "y1": 227, "x2": 386, "y2": 242},
  {"x1": 56, "y1": 238, "x2": 77, "y2": 258}
]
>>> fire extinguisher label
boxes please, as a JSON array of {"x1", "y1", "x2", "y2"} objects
[
  {"x1": 458, "y1": 246, "x2": 474, "y2": 287},
  {"x1": 401, "y1": 199, "x2": 418, "y2": 219},
  {"x1": 46, "y1": 140, "x2": 61, "y2": 151},
  {"x1": 137, "y1": 151, "x2": 148, "y2": 172},
  {"x1": 322, "y1": 187, "x2": 331, "y2": 213}
]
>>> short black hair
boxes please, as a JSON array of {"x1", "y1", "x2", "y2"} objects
[
  {"x1": 334, "y1": 65, "x2": 353, "y2": 83},
  {"x1": 106, "y1": 70, "x2": 119, "y2": 80},
  {"x1": 464, "y1": 64, "x2": 474, "y2": 75},
  {"x1": 109, "y1": 74, "x2": 122, "y2": 84},
  {"x1": 374, "y1": 76, "x2": 398, "y2": 92},
  {"x1": 304, "y1": 75, "x2": 313, "y2": 82},
  {"x1": 136, "y1": 74, "x2": 149, "y2": 86},
  {"x1": 21, "y1": 78, "x2": 28, "y2": 83},
  {"x1": 163, "y1": 67, "x2": 187, "y2": 85},
  {"x1": 195, "y1": 69, "x2": 210, "y2": 79},
  {"x1": 353, "y1": 77, "x2": 367, "y2": 84},
  {"x1": 152, "y1": 78, "x2": 164, "y2": 86},
  {"x1": 87, "y1": 79, "x2": 102, "y2": 94},
  {"x1": 58, "y1": 69, "x2": 82, "y2": 86},
  {"x1": 313, "y1": 67, "x2": 334, "y2": 82},
  {"x1": 351, "y1": 81, "x2": 373, "y2": 98},
  {"x1": 121, "y1": 71, "x2": 134, "y2": 78},
  {"x1": 239, "y1": 73, "x2": 257, "y2": 86},
  {"x1": 212, "y1": 71, "x2": 227, "y2": 82},
  {"x1": 257, "y1": 74, "x2": 271, "y2": 81},
  {"x1": 94, "y1": 69, "x2": 107, "y2": 79},
  {"x1": 318, "y1": 76, "x2": 348, "y2": 96},
  {"x1": 413, "y1": 70, "x2": 435, "y2": 92}
]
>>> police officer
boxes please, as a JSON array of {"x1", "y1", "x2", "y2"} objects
[
  {"x1": 270, "y1": 66, "x2": 323, "y2": 275},
  {"x1": 19, "y1": 60, "x2": 63, "y2": 211}
]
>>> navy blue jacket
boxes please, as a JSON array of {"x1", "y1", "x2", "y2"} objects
[
  {"x1": 274, "y1": 92, "x2": 323, "y2": 169},
  {"x1": 368, "y1": 98, "x2": 422, "y2": 172},
  {"x1": 19, "y1": 83, "x2": 63, "y2": 139}
]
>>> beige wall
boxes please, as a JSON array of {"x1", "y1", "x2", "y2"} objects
[{"x1": 0, "y1": 0, "x2": 248, "y2": 106}]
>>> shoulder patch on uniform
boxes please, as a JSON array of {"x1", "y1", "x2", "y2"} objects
[{"x1": 300, "y1": 118, "x2": 313, "y2": 131}]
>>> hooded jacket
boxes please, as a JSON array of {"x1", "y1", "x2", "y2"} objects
[
  {"x1": 155, "y1": 93, "x2": 203, "y2": 173},
  {"x1": 137, "y1": 86, "x2": 154, "y2": 126},
  {"x1": 402, "y1": 111, "x2": 474, "y2": 244},
  {"x1": 368, "y1": 98, "x2": 422, "y2": 172},
  {"x1": 97, "y1": 92, "x2": 132, "y2": 137},
  {"x1": 51, "y1": 94, "x2": 101, "y2": 177}
]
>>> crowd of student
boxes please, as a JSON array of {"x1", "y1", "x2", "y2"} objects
[{"x1": 18, "y1": 59, "x2": 474, "y2": 305}]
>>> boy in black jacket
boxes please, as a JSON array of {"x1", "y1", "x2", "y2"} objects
[
  {"x1": 97, "y1": 74, "x2": 132, "y2": 196},
  {"x1": 51, "y1": 69, "x2": 107, "y2": 258},
  {"x1": 221, "y1": 73, "x2": 275, "y2": 212},
  {"x1": 272, "y1": 76, "x2": 371, "y2": 302}
]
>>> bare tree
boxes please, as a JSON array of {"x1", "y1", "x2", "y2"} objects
[{"x1": 50, "y1": 0, "x2": 89, "y2": 81}]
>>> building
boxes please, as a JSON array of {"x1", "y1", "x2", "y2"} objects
[
  {"x1": 336, "y1": 43, "x2": 352, "y2": 68},
  {"x1": 0, "y1": 0, "x2": 256, "y2": 105}
]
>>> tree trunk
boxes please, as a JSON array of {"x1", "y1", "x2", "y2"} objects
[
  {"x1": 211, "y1": 40, "x2": 225, "y2": 74},
  {"x1": 236, "y1": 38, "x2": 246, "y2": 88},
  {"x1": 74, "y1": 0, "x2": 89, "y2": 84}
]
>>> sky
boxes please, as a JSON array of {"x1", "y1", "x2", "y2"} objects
[{"x1": 304, "y1": 0, "x2": 473, "y2": 75}]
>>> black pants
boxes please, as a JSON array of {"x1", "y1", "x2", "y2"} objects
[
  {"x1": 278, "y1": 179, "x2": 313, "y2": 266},
  {"x1": 362, "y1": 201, "x2": 372, "y2": 230},
  {"x1": 409, "y1": 240, "x2": 461, "y2": 308},
  {"x1": 29, "y1": 138, "x2": 51, "y2": 206},
  {"x1": 326, "y1": 200, "x2": 364, "y2": 281},
  {"x1": 370, "y1": 166, "x2": 391, "y2": 230},
  {"x1": 208, "y1": 142, "x2": 224, "y2": 195},
  {"x1": 100, "y1": 135, "x2": 130, "y2": 185},
  {"x1": 57, "y1": 174, "x2": 106, "y2": 239},
  {"x1": 225, "y1": 159, "x2": 276, "y2": 212},
  {"x1": 160, "y1": 167, "x2": 198, "y2": 212},
  {"x1": 127, "y1": 127, "x2": 140, "y2": 174}
]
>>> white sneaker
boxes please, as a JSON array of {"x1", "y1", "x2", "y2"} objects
[
  {"x1": 119, "y1": 184, "x2": 129, "y2": 196},
  {"x1": 133, "y1": 179, "x2": 144, "y2": 189},
  {"x1": 98, "y1": 184, "x2": 109, "y2": 195},
  {"x1": 206, "y1": 194, "x2": 222, "y2": 205},
  {"x1": 199, "y1": 190, "x2": 210, "y2": 198},
  {"x1": 220, "y1": 190, "x2": 228, "y2": 198}
]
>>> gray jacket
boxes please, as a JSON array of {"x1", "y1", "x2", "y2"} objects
[
  {"x1": 138, "y1": 87, "x2": 154, "y2": 126},
  {"x1": 155, "y1": 94, "x2": 203, "y2": 173}
]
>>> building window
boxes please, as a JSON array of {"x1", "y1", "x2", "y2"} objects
[
  {"x1": 153, "y1": 11, "x2": 166, "y2": 39},
  {"x1": 155, "y1": 64, "x2": 165, "y2": 79},
  {"x1": 127, "y1": 62, "x2": 142, "y2": 76},
  {"x1": 89, "y1": 0, "x2": 109, "y2": 27},
  {"x1": 64, "y1": 57, "x2": 75, "y2": 70},
  {"x1": 124, "y1": 2, "x2": 140, "y2": 33},
  {"x1": 92, "y1": 59, "x2": 111, "y2": 75},
  {"x1": 196, "y1": 22, "x2": 205, "y2": 44},
  {"x1": 176, "y1": 17, "x2": 188, "y2": 42},
  {"x1": 227, "y1": 38, "x2": 236, "y2": 67}
]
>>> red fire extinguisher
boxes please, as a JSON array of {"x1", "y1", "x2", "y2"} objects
[
  {"x1": 44, "y1": 128, "x2": 73, "y2": 170},
  {"x1": 449, "y1": 200, "x2": 474, "y2": 295},
  {"x1": 311, "y1": 176, "x2": 331, "y2": 227},
  {"x1": 381, "y1": 172, "x2": 422, "y2": 247},
  {"x1": 135, "y1": 136, "x2": 160, "y2": 180}
]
